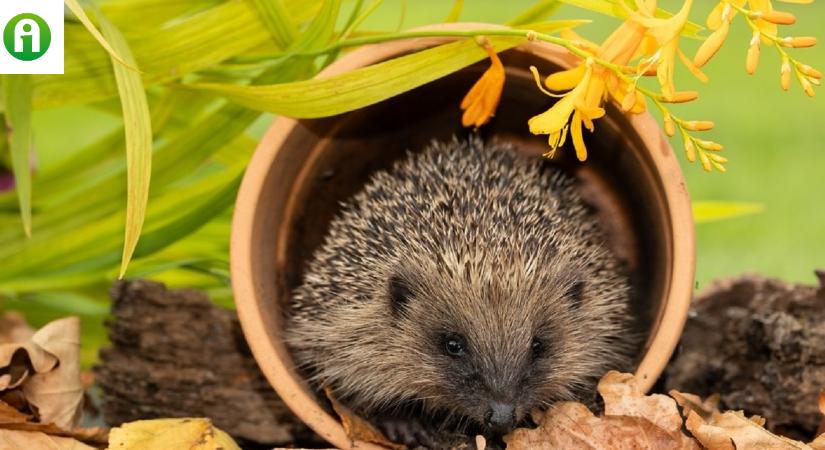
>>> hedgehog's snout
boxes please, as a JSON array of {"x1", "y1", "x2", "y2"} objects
[{"x1": 484, "y1": 400, "x2": 516, "y2": 431}]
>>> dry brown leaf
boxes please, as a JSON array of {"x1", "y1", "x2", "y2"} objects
[
  {"x1": 505, "y1": 371, "x2": 700, "y2": 449},
  {"x1": 0, "y1": 400, "x2": 31, "y2": 424},
  {"x1": 324, "y1": 386, "x2": 405, "y2": 450},
  {"x1": 0, "y1": 312, "x2": 34, "y2": 344},
  {"x1": 686, "y1": 409, "x2": 813, "y2": 450},
  {"x1": 817, "y1": 390, "x2": 825, "y2": 438},
  {"x1": 475, "y1": 434, "x2": 486, "y2": 450},
  {"x1": 599, "y1": 371, "x2": 684, "y2": 435},
  {"x1": 21, "y1": 317, "x2": 83, "y2": 430},
  {"x1": 670, "y1": 390, "x2": 720, "y2": 421},
  {"x1": 0, "y1": 428, "x2": 96, "y2": 450},
  {"x1": 0, "y1": 400, "x2": 108, "y2": 446},
  {"x1": 107, "y1": 418, "x2": 239, "y2": 450},
  {"x1": 811, "y1": 434, "x2": 825, "y2": 450},
  {"x1": 0, "y1": 319, "x2": 58, "y2": 390},
  {"x1": 505, "y1": 401, "x2": 699, "y2": 450}
]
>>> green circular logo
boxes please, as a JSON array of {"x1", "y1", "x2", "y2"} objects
[{"x1": 3, "y1": 13, "x2": 51, "y2": 61}]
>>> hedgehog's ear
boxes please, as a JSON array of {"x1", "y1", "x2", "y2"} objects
[
  {"x1": 565, "y1": 280, "x2": 586, "y2": 309},
  {"x1": 388, "y1": 273, "x2": 414, "y2": 316}
]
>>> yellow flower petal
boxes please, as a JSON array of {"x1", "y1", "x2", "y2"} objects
[
  {"x1": 529, "y1": 63, "x2": 594, "y2": 136},
  {"x1": 599, "y1": 20, "x2": 647, "y2": 65},
  {"x1": 656, "y1": 40, "x2": 679, "y2": 98},
  {"x1": 571, "y1": 111, "x2": 588, "y2": 161},
  {"x1": 544, "y1": 64, "x2": 586, "y2": 92},
  {"x1": 678, "y1": 48, "x2": 709, "y2": 83},
  {"x1": 528, "y1": 94, "x2": 576, "y2": 135}
]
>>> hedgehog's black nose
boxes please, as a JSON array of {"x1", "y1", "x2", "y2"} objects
[{"x1": 485, "y1": 401, "x2": 516, "y2": 430}]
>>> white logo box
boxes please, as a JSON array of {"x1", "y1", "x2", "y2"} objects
[{"x1": 0, "y1": 0, "x2": 64, "y2": 74}]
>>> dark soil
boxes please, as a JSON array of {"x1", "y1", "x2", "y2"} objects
[
  {"x1": 95, "y1": 280, "x2": 320, "y2": 448},
  {"x1": 665, "y1": 270, "x2": 825, "y2": 440}
]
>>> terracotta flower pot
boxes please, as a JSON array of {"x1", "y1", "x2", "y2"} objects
[{"x1": 231, "y1": 23, "x2": 695, "y2": 449}]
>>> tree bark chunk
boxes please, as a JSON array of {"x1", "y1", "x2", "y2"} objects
[
  {"x1": 666, "y1": 271, "x2": 825, "y2": 440},
  {"x1": 94, "y1": 280, "x2": 317, "y2": 447}
]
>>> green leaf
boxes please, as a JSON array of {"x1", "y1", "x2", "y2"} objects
[
  {"x1": 2, "y1": 75, "x2": 33, "y2": 237},
  {"x1": 37, "y1": 1, "x2": 273, "y2": 108},
  {"x1": 693, "y1": 201, "x2": 764, "y2": 224},
  {"x1": 93, "y1": 8, "x2": 153, "y2": 278},
  {"x1": 188, "y1": 36, "x2": 523, "y2": 118},
  {"x1": 291, "y1": 0, "x2": 342, "y2": 52},
  {"x1": 27, "y1": 291, "x2": 109, "y2": 316},
  {"x1": 249, "y1": 0, "x2": 298, "y2": 48},
  {"x1": 446, "y1": 0, "x2": 464, "y2": 22},
  {"x1": 63, "y1": 0, "x2": 137, "y2": 70},
  {"x1": 518, "y1": 20, "x2": 592, "y2": 33},
  {"x1": 507, "y1": 0, "x2": 561, "y2": 26}
]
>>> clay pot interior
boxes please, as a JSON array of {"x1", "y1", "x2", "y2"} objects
[
  {"x1": 280, "y1": 50, "x2": 669, "y2": 356},
  {"x1": 234, "y1": 43, "x2": 691, "y2": 449}
]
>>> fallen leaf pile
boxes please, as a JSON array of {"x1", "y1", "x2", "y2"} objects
[
  {"x1": 1, "y1": 312, "x2": 246, "y2": 450},
  {"x1": 325, "y1": 386, "x2": 406, "y2": 450},
  {"x1": 108, "y1": 418, "x2": 241, "y2": 450},
  {"x1": 0, "y1": 313, "x2": 107, "y2": 449},
  {"x1": 505, "y1": 371, "x2": 825, "y2": 450}
]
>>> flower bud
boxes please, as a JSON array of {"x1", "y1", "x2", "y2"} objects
[
  {"x1": 683, "y1": 120, "x2": 715, "y2": 131},
  {"x1": 780, "y1": 56, "x2": 792, "y2": 91},
  {"x1": 746, "y1": 32, "x2": 761, "y2": 75},
  {"x1": 695, "y1": 21, "x2": 730, "y2": 67},
  {"x1": 782, "y1": 36, "x2": 817, "y2": 48},
  {"x1": 662, "y1": 91, "x2": 699, "y2": 103},
  {"x1": 798, "y1": 64, "x2": 822, "y2": 79},
  {"x1": 664, "y1": 114, "x2": 676, "y2": 137},
  {"x1": 758, "y1": 10, "x2": 796, "y2": 25}
]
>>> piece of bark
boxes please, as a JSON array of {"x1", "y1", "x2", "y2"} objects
[
  {"x1": 94, "y1": 280, "x2": 319, "y2": 447},
  {"x1": 666, "y1": 271, "x2": 825, "y2": 440}
]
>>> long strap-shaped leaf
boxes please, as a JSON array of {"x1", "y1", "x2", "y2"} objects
[
  {"x1": 2, "y1": 75, "x2": 33, "y2": 236},
  {"x1": 63, "y1": 0, "x2": 137, "y2": 70},
  {"x1": 249, "y1": 0, "x2": 298, "y2": 49},
  {"x1": 90, "y1": 8, "x2": 153, "y2": 278},
  {"x1": 189, "y1": 35, "x2": 524, "y2": 118}
]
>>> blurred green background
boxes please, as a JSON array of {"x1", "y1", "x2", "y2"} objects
[{"x1": 2, "y1": 0, "x2": 823, "y2": 366}]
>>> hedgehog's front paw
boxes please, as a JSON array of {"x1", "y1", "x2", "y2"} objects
[{"x1": 377, "y1": 416, "x2": 437, "y2": 449}]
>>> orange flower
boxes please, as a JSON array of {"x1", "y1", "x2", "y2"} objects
[
  {"x1": 528, "y1": 60, "x2": 606, "y2": 161},
  {"x1": 630, "y1": 0, "x2": 697, "y2": 98},
  {"x1": 460, "y1": 40, "x2": 505, "y2": 128},
  {"x1": 528, "y1": 19, "x2": 649, "y2": 160}
]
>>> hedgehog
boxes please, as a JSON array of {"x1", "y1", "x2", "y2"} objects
[{"x1": 286, "y1": 138, "x2": 635, "y2": 448}]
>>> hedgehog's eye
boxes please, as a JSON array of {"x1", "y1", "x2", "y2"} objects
[
  {"x1": 443, "y1": 334, "x2": 467, "y2": 357},
  {"x1": 388, "y1": 273, "x2": 413, "y2": 316},
  {"x1": 531, "y1": 338, "x2": 545, "y2": 360}
]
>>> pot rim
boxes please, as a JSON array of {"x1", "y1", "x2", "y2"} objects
[{"x1": 231, "y1": 22, "x2": 695, "y2": 450}]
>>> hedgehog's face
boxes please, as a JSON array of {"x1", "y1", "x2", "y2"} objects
[{"x1": 386, "y1": 255, "x2": 617, "y2": 434}]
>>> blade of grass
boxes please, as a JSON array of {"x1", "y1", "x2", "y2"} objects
[
  {"x1": 446, "y1": 0, "x2": 464, "y2": 22},
  {"x1": 37, "y1": 1, "x2": 273, "y2": 108},
  {"x1": 63, "y1": 0, "x2": 137, "y2": 70},
  {"x1": 693, "y1": 201, "x2": 764, "y2": 224},
  {"x1": 291, "y1": 0, "x2": 342, "y2": 51},
  {"x1": 507, "y1": 0, "x2": 561, "y2": 26},
  {"x1": 341, "y1": 0, "x2": 384, "y2": 40},
  {"x1": 249, "y1": 0, "x2": 298, "y2": 48},
  {"x1": 2, "y1": 75, "x2": 34, "y2": 237},
  {"x1": 92, "y1": 8, "x2": 153, "y2": 278},
  {"x1": 188, "y1": 36, "x2": 523, "y2": 118}
]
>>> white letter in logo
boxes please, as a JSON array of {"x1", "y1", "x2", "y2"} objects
[{"x1": 14, "y1": 19, "x2": 40, "y2": 53}]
